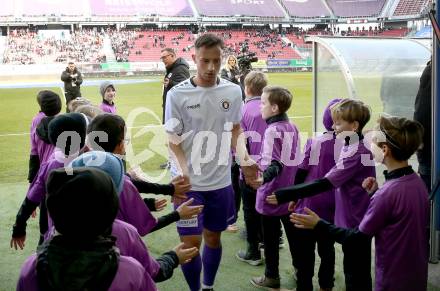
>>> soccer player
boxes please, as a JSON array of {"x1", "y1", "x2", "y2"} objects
[{"x1": 164, "y1": 33, "x2": 258, "y2": 291}]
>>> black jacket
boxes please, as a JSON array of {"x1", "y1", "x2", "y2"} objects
[
  {"x1": 221, "y1": 67, "x2": 241, "y2": 85},
  {"x1": 61, "y1": 67, "x2": 83, "y2": 96},
  {"x1": 414, "y1": 60, "x2": 431, "y2": 173},
  {"x1": 162, "y1": 58, "x2": 190, "y2": 121}
]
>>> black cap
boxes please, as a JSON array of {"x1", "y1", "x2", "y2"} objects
[
  {"x1": 37, "y1": 90, "x2": 62, "y2": 116},
  {"x1": 46, "y1": 167, "x2": 119, "y2": 238},
  {"x1": 48, "y1": 113, "x2": 87, "y2": 155}
]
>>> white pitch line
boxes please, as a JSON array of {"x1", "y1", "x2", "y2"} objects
[
  {"x1": 0, "y1": 116, "x2": 313, "y2": 137},
  {"x1": 0, "y1": 132, "x2": 29, "y2": 137},
  {"x1": 289, "y1": 115, "x2": 312, "y2": 119}
]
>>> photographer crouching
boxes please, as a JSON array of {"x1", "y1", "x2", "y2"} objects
[{"x1": 61, "y1": 62, "x2": 83, "y2": 112}]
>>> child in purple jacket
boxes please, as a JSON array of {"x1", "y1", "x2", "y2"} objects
[
  {"x1": 290, "y1": 98, "x2": 340, "y2": 291},
  {"x1": 250, "y1": 86, "x2": 301, "y2": 289},
  {"x1": 17, "y1": 167, "x2": 152, "y2": 291},
  {"x1": 99, "y1": 81, "x2": 117, "y2": 114},
  {"x1": 28, "y1": 90, "x2": 62, "y2": 182},
  {"x1": 291, "y1": 116, "x2": 428, "y2": 291},
  {"x1": 235, "y1": 71, "x2": 268, "y2": 266},
  {"x1": 268, "y1": 99, "x2": 376, "y2": 291},
  {"x1": 11, "y1": 113, "x2": 88, "y2": 249}
]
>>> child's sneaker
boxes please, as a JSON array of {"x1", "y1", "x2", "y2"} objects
[
  {"x1": 250, "y1": 275, "x2": 280, "y2": 289},
  {"x1": 236, "y1": 250, "x2": 263, "y2": 266}
]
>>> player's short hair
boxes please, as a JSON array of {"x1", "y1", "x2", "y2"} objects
[{"x1": 194, "y1": 33, "x2": 224, "y2": 50}]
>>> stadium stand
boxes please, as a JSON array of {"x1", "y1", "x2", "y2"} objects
[
  {"x1": 3, "y1": 29, "x2": 105, "y2": 64},
  {"x1": 122, "y1": 30, "x2": 195, "y2": 62},
  {"x1": 280, "y1": 0, "x2": 331, "y2": 18},
  {"x1": 393, "y1": 0, "x2": 430, "y2": 16},
  {"x1": 326, "y1": 0, "x2": 386, "y2": 17},
  {"x1": 0, "y1": 37, "x2": 6, "y2": 63},
  {"x1": 208, "y1": 29, "x2": 302, "y2": 60},
  {"x1": 192, "y1": 0, "x2": 285, "y2": 17},
  {"x1": 1, "y1": 25, "x2": 412, "y2": 65}
]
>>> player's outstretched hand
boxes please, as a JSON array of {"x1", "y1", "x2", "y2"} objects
[
  {"x1": 172, "y1": 175, "x2": 191, "y2": 200},
  {"x1": 241, "y1": 159, "x2": 260, "y2": 186},
  {"x1": 173, "y1": 242, "x2": 199, "y2": 264},
  {"x1": 290, "y1": 207, "x2": 320, "y2": 229},
  {"x1": 176, "y1": 198, "x2": 204, "y2": 219}
]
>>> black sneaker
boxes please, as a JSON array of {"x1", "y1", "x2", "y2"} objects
[{"x1": 236, "y1": 249, "x2": 263, "y2": 266}]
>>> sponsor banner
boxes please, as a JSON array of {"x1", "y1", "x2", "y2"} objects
[
  {"x1": 291, "y1": 58, "x2": 312, "y2": 67},
  {"x1": 266, "y1": 59, "x2": 291, "y2": 67},
  {"x1": 266, "y1": 59, "x2": 312, "y2": 67},
  {"x1": 101, "y1": 62, "x2": 131, "y2": 71}
]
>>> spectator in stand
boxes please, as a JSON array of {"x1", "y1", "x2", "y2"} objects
[
  {"x1": 61, "y1": 62, "x2": 83, "y2": 112},
  {"x1": 160, "y1": 47, "x2": 190, "y2": 170}
]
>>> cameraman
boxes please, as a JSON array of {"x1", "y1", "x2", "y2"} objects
[
  {"x1": 61, "y1": 62, "x2": 83, "y2": 112},
  {"x1": 221, "y1": 55, "x2": 245, "y2": 99}
]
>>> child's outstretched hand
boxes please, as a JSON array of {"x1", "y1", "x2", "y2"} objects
[
  {"x1": 288, "y1": 201, "x2": 296, "y2": 212},
  {"x1": 155, "y1": 198, "x2": 167, "y2": 212},
  {"x1": 266, "y1": 193, "x2": 278, "y2": 205},
  {"x1": 290, "y1": 207, "x2": 320, "y2": 229},
  {"x1": 176, "y1": 198, "x2": 204, "y2": 219},
  {"x1": 10, "y1": 236, "x2": 26, "y2": 250},
  {"x1": 362, "y1": 177, "x2": 378, "y2": 195},
  {"x1": 171, "y1": 175, "x2": 191, "y2": 200},
  {"x1": 173, "y1": 242, "x2": 199, "y2": 264}
]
